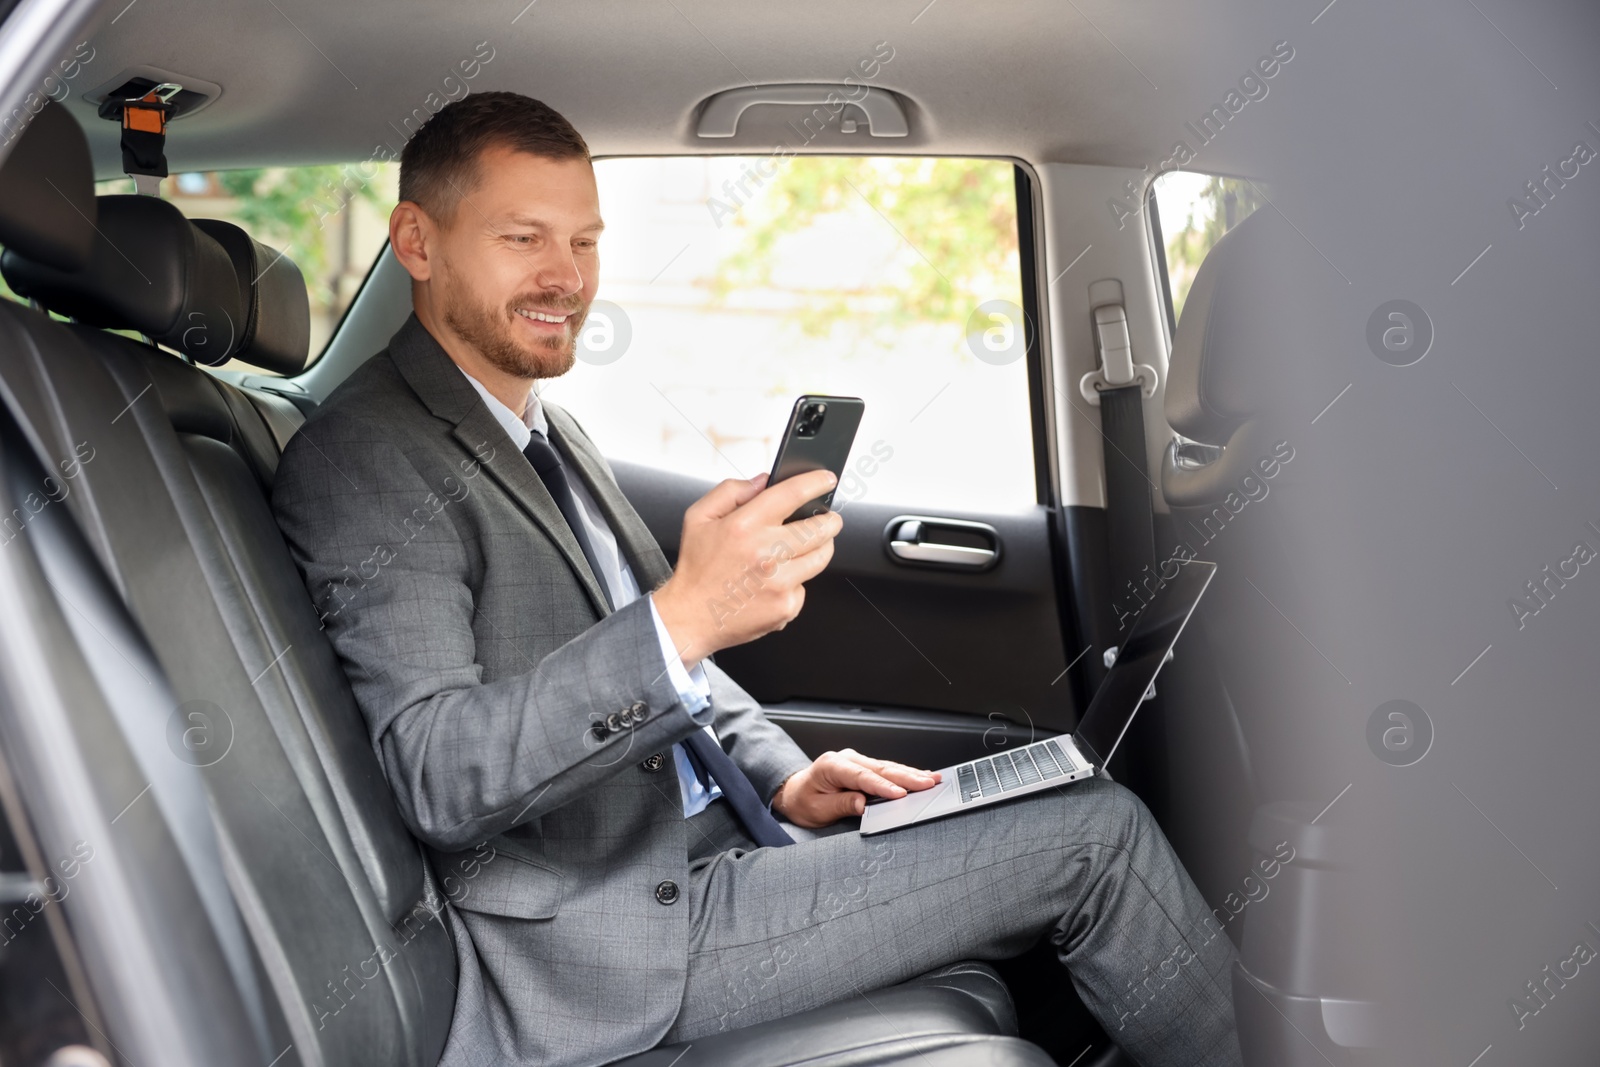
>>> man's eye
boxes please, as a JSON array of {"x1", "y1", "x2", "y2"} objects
[{"x1": 506, "y1": 235, "x2": 534, "y2": 246}]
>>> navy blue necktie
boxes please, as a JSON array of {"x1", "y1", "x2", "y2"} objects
[
  {"x1": 523, "y1": 430, "x2": 792, "y2": 848},
  {"x1": 523, "y1": 430, "x2": 612, "y2": 610},
  {"x1": 681, "y1": 730, "x2": 795, "y2": 848}
]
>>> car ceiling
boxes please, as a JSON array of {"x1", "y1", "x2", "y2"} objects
[{"x1": 62, "y1": 0, "x2": 1279, "y2": 177}]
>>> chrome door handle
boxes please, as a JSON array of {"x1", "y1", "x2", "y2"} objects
[
  {"x1": 888, "y1": 540, "x2": 996, "y2": 566},
  {"x1": 883, "y1": 516, "x2": 1001, "y2": 571}
]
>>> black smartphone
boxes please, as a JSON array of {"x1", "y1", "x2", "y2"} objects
[{"x1": 768, "y1": 395, "x2": 866, "y2": 523}]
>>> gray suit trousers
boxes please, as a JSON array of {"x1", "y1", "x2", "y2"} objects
[{"x1": 668, "y1": 778, "x2": 1243, "y2": 1067}]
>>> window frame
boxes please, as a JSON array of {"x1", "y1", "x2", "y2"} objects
[
  {"x1": 1012, "y1": 160, "x2": 1056, "y2": 511},
  {"x1": 1146, "y1": 182, "x2": 1178, "y2": 346}
]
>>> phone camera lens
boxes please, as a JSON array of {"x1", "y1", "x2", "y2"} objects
[{"x1": 797, "y1": 402, "x2": 827, "y2": 438}]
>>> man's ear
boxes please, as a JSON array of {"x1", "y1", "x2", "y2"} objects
[{"x1": 389, "y1": 202, "x2": 436, "y2": 282}]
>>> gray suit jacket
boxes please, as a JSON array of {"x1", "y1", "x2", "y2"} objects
[{"x1": 272, "y1": 314, "x2": 813, "y2": 1067}]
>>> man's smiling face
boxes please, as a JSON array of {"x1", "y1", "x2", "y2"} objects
[{"x1": 426, "y1": 144, "x2": 603, "y2": 381}]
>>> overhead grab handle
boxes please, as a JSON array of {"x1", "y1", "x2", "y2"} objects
[{"x1": 696, "y1": 84, "x2": 909, "y2": 138}]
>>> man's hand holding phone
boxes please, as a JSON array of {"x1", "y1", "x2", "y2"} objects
[{"x1": 652, "y1": 468, "x2": 843, "y2": 668}]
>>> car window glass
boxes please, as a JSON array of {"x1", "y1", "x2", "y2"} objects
[
  {"x1": 1151, "y1": 172, "x2": 1265, "y2": 325},
  {"x1": 535, "y1": 156, "x2": 1036, "y2": 512}
]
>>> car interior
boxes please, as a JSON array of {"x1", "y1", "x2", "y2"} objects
[{"x1": 3, "y1": 1, "x2": 1593, "y2": 1065}]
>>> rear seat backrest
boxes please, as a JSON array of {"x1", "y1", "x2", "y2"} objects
[
  {"x1": 115, "y1": 341, "x2": 442, "y2": 921},
  {"x1": 0, "y1": 111, "x2": 455, "y2": 1067}
]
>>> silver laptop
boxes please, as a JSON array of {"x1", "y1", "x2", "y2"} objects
[{"x1": 859, "y1": 559, "x2": 1216, "y2": 835}]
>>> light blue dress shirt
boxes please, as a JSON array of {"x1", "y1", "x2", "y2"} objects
[{"x1": 458, "y1": 370, "x2": 722, "y2": 816}]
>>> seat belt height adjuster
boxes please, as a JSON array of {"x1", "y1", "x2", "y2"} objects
[{"x1": 1080, "y1": 302, "x2": 1159, "y2": 405}]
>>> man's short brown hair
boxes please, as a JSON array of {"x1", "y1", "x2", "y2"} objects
[{"x1": 399, "y1": 91, "x2": 590, "y2": 223}]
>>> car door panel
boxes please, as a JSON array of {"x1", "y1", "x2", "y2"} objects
[{"x1": 611, "y1": 460, "x2": 1078, "y2": 764}]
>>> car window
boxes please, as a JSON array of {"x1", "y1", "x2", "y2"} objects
[
  {"x1": 535, "y1": 156, "x2": 1037, "y2": 513},
  {"x1": 1150, "y1": 172, "x2": 1265, "y2": 327},
  {"x1": 94, "y1": 165, "x2": 399, "y2": 371}
]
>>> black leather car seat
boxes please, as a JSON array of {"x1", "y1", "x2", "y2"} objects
[
  {"x1": 0, "y1": 102, "x2": 1047, "y2": 1067},
  {"x1": 3, "y1": 148, "x2": 459, "y2": 1067}
]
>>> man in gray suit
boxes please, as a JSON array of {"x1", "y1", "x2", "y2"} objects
[{"x1": 272, "y1": 92, "x2": 1241, "y2": 1067}]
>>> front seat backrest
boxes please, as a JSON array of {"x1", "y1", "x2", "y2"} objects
[{"x1": 1161, "y1": 206, "x2": 1322, "y2": 507}]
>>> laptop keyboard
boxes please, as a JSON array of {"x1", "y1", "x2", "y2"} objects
[{"x1": 956, "y1": 738, "x2": 1078, "y2": 804}]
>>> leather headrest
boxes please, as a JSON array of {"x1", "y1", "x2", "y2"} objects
[
  {"x1": 193, "y1": 220, "x2": 311, "y2": 376},
  {"x1": 1, "y1": 195, "x2": 245, "y2": 366},
  {"x1": 0, "y1": 101, "x2": 96, "y2": 270},
  {"x1": 1164, "y1": 207, "x2": 1311, "y2": 445}
]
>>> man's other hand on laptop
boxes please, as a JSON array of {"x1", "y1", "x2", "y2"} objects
[
  {"x1": 653, "y1": 469, "x2": 843, "y2": 664},
  {"x1": 771, "y1": 749, "x2": 943, "y2": 827}
]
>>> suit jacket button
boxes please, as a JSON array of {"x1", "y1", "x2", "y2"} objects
[
  {"x1": 642, "y1": 752, "x2": 666, "y2": 772},
  {"x1": 605, "y1": 713, "x2": 622, "y2": 734},
  {"x1": 655, "y1": 880, "x2": 679, "y2": 906},
  {"x1": 591, "y1": 722, "x2": 609, "y2": 743},
  {"x1": 631, "y1": 700, "x2": 648, "y2": 721}
]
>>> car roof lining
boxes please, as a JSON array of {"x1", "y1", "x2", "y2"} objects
[{"x1": 61, "y1": 0, "x2": 1274, "y2": 178}]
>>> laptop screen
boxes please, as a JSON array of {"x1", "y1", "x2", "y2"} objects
[{"x1": 1072, "y1": 559, "x2": 1216, "y2": 768}]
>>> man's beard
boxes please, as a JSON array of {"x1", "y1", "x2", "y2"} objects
[{"x1": 441, "y1": 264, "x2": 587, "y2": 380}]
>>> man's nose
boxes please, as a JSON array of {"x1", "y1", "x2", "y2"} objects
[{"x1": 532, "y1": 247, "x2": 583, "y2": 299}]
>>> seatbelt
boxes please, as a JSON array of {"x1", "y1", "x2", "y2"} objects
[{"x1": 1080, "y1": 301, "x2": 1160, "y2": 634}]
